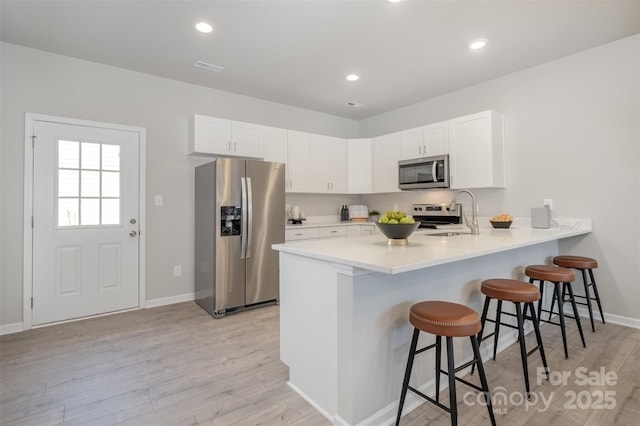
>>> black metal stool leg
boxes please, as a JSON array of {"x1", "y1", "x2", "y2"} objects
[
  {"x1": 514, "y1": 302, "x2": 531, "y2": 398},
  {"x1": 470, "y1": 335, "x2": 497, "y2": 426},
  {"x1": 396, "y1": 328, "x2": 419, "y2": 426},
  {"x1": 492, "y1": 300, "x2": 503, "y2": 361},
  {"x1": 435, "y1": 335, "x2": 442, "y2": 402},
  {"x1": 534, "y1": 278, "x2": 544, "y2": 325},
  {"x1": 565, "y1": 282, "x2": 586, "y2": 348},
  {"x1": 527, "y1": 302, "x2": 549, "y2": 380},
  {"x1": 471, "y1": 297, "x2": 492, "y2": 376},
  {"x1": 554, "y1": 282, "x2": 569, "y2": 359},
  {"x1": 446, "y1": 337, "x2": 458, "y2": 426},
  {"x1": 581, "y1": 269, "x2": 596, "y2": 332},
  {"x1": 589, "y1": 269, "x2": 606, "y2": 325}
]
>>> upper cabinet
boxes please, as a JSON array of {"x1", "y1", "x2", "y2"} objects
[
  {"x1": 347, "y1": 138, "x2": 372, "y2": 194},
  {"x1": 188, "y1": 115, "x2": 264, "y2": 158},
  {"x1": 449, "y1": 110, "x2": 505, "y2": 189},
  {"x1": 308, "y1": 134, "x2": 347, "y2": 193},
  {"x1": 263, "y1": 126, "x2": 288, "y2": 164},
  {"x1": 422, "y1": 121, "x2": 449, "y2": 157},
  {"x1": 372, "y1": 132, "x2": 402, "y2": 193},
  {"x1": 286, "y1": 130, "x2": 310, "y2": 193},
  {"x1": 399, "y1": 127, "x2": 424, "y2": 160}
]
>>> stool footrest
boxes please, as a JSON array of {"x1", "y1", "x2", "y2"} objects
[
  {"x1": 407, "y1": 386, "x2": 451, "y2": 413},
  {"x1": 415, "y1": 342, "x2": 437, "y2": 355}
]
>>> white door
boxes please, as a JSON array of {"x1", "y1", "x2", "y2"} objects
[{"x1": 31, "y1": 120, "x2": 140, "y2": 325}]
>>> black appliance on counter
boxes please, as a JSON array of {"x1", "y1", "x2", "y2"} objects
[{"x1": 412, "y1": 203, "x2": 462, "y2": 229}]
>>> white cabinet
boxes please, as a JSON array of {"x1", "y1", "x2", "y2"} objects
[
  {"x1": 449, "y1": 110, "x2": 505, "y2": 189},
  {"x1": 286, "y1": 130, "x2": 310, "y2": 192},
  {"x1": 318, "y1": 226, "x2": 348, "y2": 239},
  {"x1": 263, "y1": 126, "x2": 288, "y2": 163},
  {"x1": 347, "y1": 138, "x2": 372, "y2": 194},
  {"x1": 372, "y1": 132, "x2": 402, "y2": 193},
  {"x1": 399, "y1": 122, "x2": 449, "y2": 159},
  {"x1": 399, "y1": 127, "x2": 424, "y2": 160},
  {"x1": 188, "y1": 115, "x2": 264, "y2": 158},
  {"x1": 308, "y1": 134, "x2": 347, "y2": 193},
  {"x1": 285, "y1": 228, "x2": 319, "y2": 241},
  {"x1": 422, "y1": 121, "x2": 449, "y2": 156}
]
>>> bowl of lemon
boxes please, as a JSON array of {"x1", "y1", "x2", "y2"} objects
[
  {"x1": 490, "y1": 214, "x2": 514, "y2": 229},
  {"x1": 376, "y1": 211, "x2": 420, "y2": 245}
]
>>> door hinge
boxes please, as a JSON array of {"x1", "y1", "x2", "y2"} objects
[{"x1": 31, "y1": 297, "x2": 34, "y2": 309}]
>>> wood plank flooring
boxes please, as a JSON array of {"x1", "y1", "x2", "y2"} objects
[{"x1": 1, "y1": 302, "x2": 638, "y2": 425}]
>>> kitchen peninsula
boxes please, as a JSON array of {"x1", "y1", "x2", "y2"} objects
[{"x1": 272, "y1": 221, "x2": 591, "y2": 426}]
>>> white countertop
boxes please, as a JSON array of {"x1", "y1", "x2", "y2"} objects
[
  {"x1": 273, "y1": 219, "x2": 592, "y2": 274},
  {"x1": 285, "y1": 215, "x2": 376, "y2": 229}
]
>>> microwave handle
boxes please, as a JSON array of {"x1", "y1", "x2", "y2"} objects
[{"x1": 432, "y1": 161, "x2": 438, "y2": 182}]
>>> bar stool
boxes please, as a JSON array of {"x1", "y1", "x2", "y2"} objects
[
  {"x1": 396, "y1": 301, "x2": 496, "y2": 426},
  {"x1": 553, "y1": 255, "x2": 605, "y2": 332},
  {"x1": 525, "y1": 265, "x2": 586, "y2": 358},
  {"x1": 473, "y1": 279, "x2": 549, "y2": 398}
]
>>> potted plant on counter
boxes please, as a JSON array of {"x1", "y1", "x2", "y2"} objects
[{"x1": 368, "y1": 209, "x2": 380, "y2": 223}]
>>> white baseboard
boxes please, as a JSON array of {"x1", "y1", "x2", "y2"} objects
[
  {"x1": 145, "y1": 292, "x2": 195, "y2": 309},
  {"x1": 0, "y1": 322, "x2": 24, "y2": 336},
  {"x1": 286, "y1": 381, "x2": 334, "y2": 422},
  {"x1": 575, "y1": 306, "x2": 640, "y2": 329}
]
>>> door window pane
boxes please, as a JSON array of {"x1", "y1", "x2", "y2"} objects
[
  {"x1": 58, "y1": 140, "x2": 79, "y2": 168},
  {"x1": 81, "y1": 199, "x2": 100, "y2": 225},
  {"x1": 58, "y1": 198, "x2": 79, "y2": 226},
  {"x1": 81, "y1": 171, "x2": 100, "y2": 197},
  {"x1": 58, "y1": 170, "x2": 79, "y2": 197},
  {"x1": 56, "y1": 139, "x2": 123, "y2": 227},
  {"x1": 101, "y1": 172, "x2": 120, "y2": 197},
  {"x1": 81, "y1": 142, "x2": 101, "y2": 169},
  {"x1": 102, "y1": 144, "x2": 120, "y2": 171}
]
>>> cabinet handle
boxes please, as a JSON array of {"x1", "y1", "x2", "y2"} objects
[
  {"x1": 295, "y1": 233, "x2": 303, "y2": 236},
  {"x1": 228, "y1": 141, "x2": 231, "y2": 151},
  {"x1": 327, "y1": 182, "x2": 330, "y2": 190},
  {"x1": 330, "y1": 230, "x2": 337, "y2": 233},
  {"x1": 234, "y1": 142, "x2": 237, "y2": 151},
  {"x1": 331, "y1": 182, "x2": 334, "y2": 190}
]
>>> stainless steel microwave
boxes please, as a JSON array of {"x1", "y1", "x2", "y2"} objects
[{"x1": 398, "y1": 155, "x2": 449, "y2": 190}]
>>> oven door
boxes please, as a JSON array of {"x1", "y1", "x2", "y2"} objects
[{"x1": 398, "y1": 155, "x2": 449, "y2": 190}]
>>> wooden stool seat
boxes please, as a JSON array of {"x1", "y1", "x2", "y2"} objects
[
  {"x1": 524, "y1": 265, "x2": 575, "y2": 282},
  {"x1": 553, "y1": 255, "x2": 598, "y2": 269},
  {"x1": 410, "y1": 301, "x2": 481, "y2": 337},
  {"x1": 481, "y1": 279, "x2": 540, "y2": 303}
]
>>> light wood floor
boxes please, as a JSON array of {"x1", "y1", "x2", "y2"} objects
[{"x1": 1, "y1": 302, "x2": 638, "y2": 425}]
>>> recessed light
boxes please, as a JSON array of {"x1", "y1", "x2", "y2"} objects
[
  {"x1": 468, "y1": 39, "x2": 488, "y2": 50},
  {"x1": 346, "y1": 74, "x2": 359, "y2": 82},
  {"x1": 195, "y1": 22, "x2": 213, "y2": 33}
]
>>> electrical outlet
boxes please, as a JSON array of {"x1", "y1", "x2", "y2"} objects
[
  {"x1": 155, "y1": 195, "x2": 164, "y2": 206},
  {"x1": 543, "y1": 199, "x2": 553, "y2": 210},
  {"x1": 173, "y1": 265, "x2": 182, "y2": 276}
]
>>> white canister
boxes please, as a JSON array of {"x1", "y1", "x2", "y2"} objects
[{"x1": 292, "y1": 205, "x2": 300, "y2": 219}]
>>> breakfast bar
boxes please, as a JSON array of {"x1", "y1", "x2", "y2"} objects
[{"x1": 272, "y1": 221, "x2": 591, "y2": 426}]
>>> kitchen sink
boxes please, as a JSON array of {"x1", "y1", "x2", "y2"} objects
[{"x1": 427, "y1": 232, "x2": 469, "y2": 237}]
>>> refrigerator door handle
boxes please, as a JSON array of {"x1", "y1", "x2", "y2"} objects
[
  {"x1": 246, "y1": 177, "x2": 253, "y2": 259},
  {"x1": 240, "y1": 176, "x2": 248, "y2": 259}
]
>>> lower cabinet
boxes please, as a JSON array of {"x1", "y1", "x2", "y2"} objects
[{"x1": 285, "y1": 224, "x2": 375, "y2": 242}]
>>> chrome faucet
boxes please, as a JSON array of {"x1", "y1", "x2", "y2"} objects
[{"x1": 449, "y1": 189, "x2": 479, "y2": 235}]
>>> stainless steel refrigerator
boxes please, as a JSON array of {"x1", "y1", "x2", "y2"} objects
[{"x1": 195, "y1": 158, "x2": 285, "y2": 318}]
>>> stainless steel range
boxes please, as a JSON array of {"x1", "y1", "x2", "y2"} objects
[{"x1": 412, "y1": 203, "x2": 462, "y2": 229}]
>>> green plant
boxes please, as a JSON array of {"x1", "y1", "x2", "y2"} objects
[{"x1": 369, "y1": 209, "x2": 380, "y2": 217}]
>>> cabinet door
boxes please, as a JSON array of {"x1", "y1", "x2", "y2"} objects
[
  {"x1": 188, "y1": 115, "x2": 231, "y2": 155},
  {"x1": 263, "y1": 126, "x2": 287, "y2": 163},
  {"x1": 399, "y1": 127, "x2": 424, "y2": 160},
  {"x1": 327, "y1": 136, "x2": 347, "y2": 193},
  {"x1": 449, "y1": 110, "x2": 504, "y2": 189},
  {"x1": 347, "y1": 138, "x2": 372, "y2": 193},
  {"x1": 372, "y1": 132, "x2": 401, "y2": 193},
  {"x1": 422, "y1": 121, "x2": 449, "y2": 156},
  {"x1": 286, "y1": 130, "x2": 310, "y2": 192},
  {"x1": 231, "y1": 121, "x2": 264, "y2": 158},
  {"x1": 307, "y1": 134, "x2": 331, "y2": 193}
]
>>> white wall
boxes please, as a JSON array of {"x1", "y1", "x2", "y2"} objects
[
  {"x1": 0, "y1": 42, "x2": 359, "y2": 326},
  {"x1": 360, "y1": 35, "x2": 640, "y2": 321}
]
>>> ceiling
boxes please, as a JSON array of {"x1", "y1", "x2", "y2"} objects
[{"x1": 1, "y1": 0, "x2": 639, "y2": 120}]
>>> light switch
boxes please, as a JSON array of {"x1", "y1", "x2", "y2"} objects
[{"x1": 154, "y1": 195, "x2": 164, "y2": 206}]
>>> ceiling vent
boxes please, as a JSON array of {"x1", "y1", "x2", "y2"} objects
[
  {"x1": 193, "y1": 61, "x2": 224, "y2": 72},
  {"x1": 345, "y1": 101, "x2": 363, "y2": 107}
]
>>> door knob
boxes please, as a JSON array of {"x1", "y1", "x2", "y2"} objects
[{"x1": 129, "y1": 231, "x2": 137, "y2": 237}]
